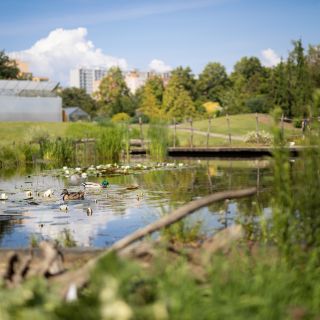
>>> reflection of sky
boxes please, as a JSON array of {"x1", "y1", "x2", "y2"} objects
[{"x1": 0, "y1": 160, "x2": 269, "y2": 248}]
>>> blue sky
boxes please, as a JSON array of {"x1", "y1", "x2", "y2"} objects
[{"x1": 0, "y1": 0, "x2": 319, "y2": 84}]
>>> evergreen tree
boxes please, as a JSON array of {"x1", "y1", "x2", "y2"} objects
[
  {"x1": 307, "y1": 45, "x2": 320, "y2": 88},
  {"x1": 287, "y1": 39, "x2": 312, "y2": 117}
]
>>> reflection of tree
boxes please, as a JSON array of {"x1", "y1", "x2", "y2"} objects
[{"x1": 0, "y1": 219, "x2": 15, "y2": 245}]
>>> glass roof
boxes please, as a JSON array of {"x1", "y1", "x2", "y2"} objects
[{"x1": 0, "y1": 80, "x2": 58, "y2": 96}]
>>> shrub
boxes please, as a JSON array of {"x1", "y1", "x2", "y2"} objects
[
  {"x1": 111, "y1": 112, "x2": 130, "y2": 123},
  {"x1": 244, "y1": 131, "x2": 272, "y2": 145}
]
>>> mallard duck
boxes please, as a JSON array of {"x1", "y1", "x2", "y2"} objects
[
  {"x1": 126, "y1": 183, "x2": 139, "y2": 190},
  {"x1": 82, "y1": 180, "x2": 109, "y2": 189},
  {"x1": 61, "y1": 189, "x2": 85, "y2": 201}
]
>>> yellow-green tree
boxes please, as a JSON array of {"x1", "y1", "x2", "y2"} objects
[
  {"x1": 139, "y1": 84, "x2": 164, "y2": 119},
  {"x1": 163, "y1": 77, "x2": 196, "y2": 122},
  {"x1": 97, "y1": 67, "x2": 133, "y2": 117}
]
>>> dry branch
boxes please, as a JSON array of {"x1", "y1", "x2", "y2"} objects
[{"x1": 54, "y1": 187, "x2": 257, "y2": 298}]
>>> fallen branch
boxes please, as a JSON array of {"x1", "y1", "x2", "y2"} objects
[{"x1": 54, "y1": 187, "x2": 257, "y2": 298}]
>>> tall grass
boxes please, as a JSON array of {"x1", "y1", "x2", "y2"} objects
[
  {"x1": 96, "y1": 125, "x2": 125, "y2": 163},
  {"x1": 147, "y1": 121, "x2": 169, "y2": 161}
]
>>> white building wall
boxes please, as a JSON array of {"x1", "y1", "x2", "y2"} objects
[{"x1": 0, "y1": 96, "x2": 62, "y2": 122}]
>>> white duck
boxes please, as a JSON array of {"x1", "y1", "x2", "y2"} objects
[
  {"x1": 0, "y1": 193, "x2": 8, "y2": 200},
  {"x1": 43, "y1": 189, "x2": 53, "y2": 198}
]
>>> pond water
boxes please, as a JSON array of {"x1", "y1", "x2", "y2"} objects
[{"x1": 0, "y1": 158, "x2": 273, "y2": 248}]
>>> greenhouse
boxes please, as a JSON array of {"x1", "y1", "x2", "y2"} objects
[{"x1": 0, "y1": 80, "x2": 62, "y2": 122}]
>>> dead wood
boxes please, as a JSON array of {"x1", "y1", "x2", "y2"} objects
[{"x1": 53, "y1": 187, "x2": 256, "y2": 298}]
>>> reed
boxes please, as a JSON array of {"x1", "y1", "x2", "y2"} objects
[
  {"x1": 147, "y1": 121, "x2": 169, "y2": 161},
  {"x1": 96, "y1": 125, "x2": 125, "y2": 163}
]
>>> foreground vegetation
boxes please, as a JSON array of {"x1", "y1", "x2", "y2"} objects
[{"x1": 1, "y1": 116, "x2": 320, "y2": 319}]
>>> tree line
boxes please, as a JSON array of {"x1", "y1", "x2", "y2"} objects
[{"x1": 2, "y1": 39, "x2": 320, "y2": 122}]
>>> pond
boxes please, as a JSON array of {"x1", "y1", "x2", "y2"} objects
[{"x1": 0, "y1": 158, "x2": 273, "y2": 248}]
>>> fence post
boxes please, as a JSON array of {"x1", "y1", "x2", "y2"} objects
[
  {"x1": 206, "y1": 116, "x2": 211, "y2": 147},
  {"x1": 227, "y1": 114, "x2": 231, "y2": 144},
  {"x1": 256, "y1": 113, "x2": 259, "y2": 134},
  {"x1": 281, "y1": 113, "x2": 284, "y2": 139},
  {"x1": 190, "y1": 118, "x2": 193, "y2": 148},
  {"x1": 139, "y1": 117, "x2": 144, "y2": 147},
  {"x1": 173, "y1": 118, "x2": 177, "y2": 147}
]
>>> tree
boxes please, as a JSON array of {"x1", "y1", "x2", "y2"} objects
[
  {"x1": 169, "y1": 66, "x2": 196, "y2": 99},
  {"x1": 0, "y1": 50, "x2": 19, "y2": 79},
  {"x1": 197, "y1": 62, "x2": 230, "y2": 104},
  {"x1": 228, "y1": 56, "x2": 271, "y2": 114},
  {"x1": 307, "y1": 44, "x2": 320, "y2": 88},
  {"x1": 59, "y1": 87, "x2": 98, "y2": 117},
  {"x1": 139, "y1": 78, "x2": 164, "y2": 119},
  {"x1": 162, "y1": 77, "x2": 196, "y2": 122},
  {"x1": 287, "y1": 39, "x2": 312, "y2": 117},
  {"x1": 270, "y1": 59, "x2": 291, "y2": 116},
  {"x1": 97, "y1": 67, "x2": 132, "y2": 117}
]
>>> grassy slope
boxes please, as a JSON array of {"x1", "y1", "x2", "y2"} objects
[
  {"x1": 0, "y1": 122, "x2": 101, "y2": 145},
  {"x1": 190, "y1": 113, "x2": 299, "y2": 136},
  {"x1": 0, "y1": 114, "x2": 300, "y2": 147}
]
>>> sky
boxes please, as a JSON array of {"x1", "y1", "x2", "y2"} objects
[{"x1": 0, "y1": 0, "x2": 319, "y2": 85}]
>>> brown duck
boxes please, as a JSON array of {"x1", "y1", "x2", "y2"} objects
[{"x1": 61, "y1": 189, "x2": 85, "y2": 201}]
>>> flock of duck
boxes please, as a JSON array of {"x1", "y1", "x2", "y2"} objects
[
  {"x1": 0, "y1": 179, "x2": 111, "y2": 216},
  {"x1": 1, "y1": 162, "x2": 186, "y2": 217}
]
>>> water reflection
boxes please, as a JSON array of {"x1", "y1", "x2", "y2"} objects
[{"x1": 0, "y1": 158, "x2": 273, "y2": 248}]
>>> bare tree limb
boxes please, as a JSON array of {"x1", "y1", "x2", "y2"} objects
[{"x1": 53, "y1": 187, "x2": 257, "y2": 298}]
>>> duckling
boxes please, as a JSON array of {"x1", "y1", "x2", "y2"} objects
[
  {"x1": 61, "y1": 189, "x2": 85, "y2": 201},
  {"x1": 43, "y1": 189, "x2": 53, "y2": 198},
  {"x1": 81, "y1": 172, "x2": 88, "y2": 179},
  {"x1": 86, "y1": 207, "x2": 93, "y2": 216},
  {"x1": 25, "y1": 190, "x2": 32, "y2": 198},
  {"x1": 82, "y1": 180, "x2": 109, "y2": 189},
  {"x1": 0, "y1": 193, "x2": 8, "y2": 200},
  {"x1": 59, "y1": 204, "x2": 69, "y2": 212}
]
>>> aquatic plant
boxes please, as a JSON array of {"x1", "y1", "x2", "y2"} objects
[
  {"x1": 162, "y1": 219, "x2": 204, "y2": 244},
  {"x1": 56, "y1": 229, "x2": 77, "y2": 248},
  {"x1": 147, "y1": 121, "x2": 169, "y2": 161},
  {"x1": 96, "y1": 125, "x2": 125, "y2": 163}
]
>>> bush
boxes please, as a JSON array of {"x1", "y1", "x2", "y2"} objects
[
  {"x1": 244, "y1": 131, "x2": 272, "y2": 145},
  {"x1": 111, "y1": 112, "x2": 130, "y2": 123}
]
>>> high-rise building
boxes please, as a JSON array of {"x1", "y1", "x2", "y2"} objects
[
  {"x1": 70, "y1": 67, "x2": 107, "y2": 94},
  {"x1": 70, "y1": 67, "x2": 171, "y2": 96}
]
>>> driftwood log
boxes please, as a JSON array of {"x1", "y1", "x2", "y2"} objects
[{"x1": 53, "y1": 187, "x2": 257, "y2": 298}]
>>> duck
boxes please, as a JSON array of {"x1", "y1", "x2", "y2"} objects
[
  {"x1": 61, "y1": 189, "x2": 85, "y2": 201},
  {"x1": 82, "y1": 180, "x2": 109, "y2": 189},
  {"x1": 126, "y1": 183, "x2": 139, "y2": 190},
  {"x1": 43, "y1": 189, "x2": 53, "y2": 198},
  {"x1": 0, "y1": 193, "x2": 8, "y2": 200},
  {"x1": 59, "y1": 204, "x2": 69, "y2": 212},
  {"x1": 86, "y1": 207, "x2": 93, "y2": 216},
  {"x1": 25, "y1": 191, "x2": 32, "y2": 198}
]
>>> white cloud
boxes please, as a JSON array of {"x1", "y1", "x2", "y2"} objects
[
  {"x1": 261, "y1": 48, "x2": 281, "y2": 67},
  {"x1": 9, "y1": 27, "x2": 127, "y2": 85},
  {"x1": 149, "y1": 59, "x2": 172, "y2": 73}
]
